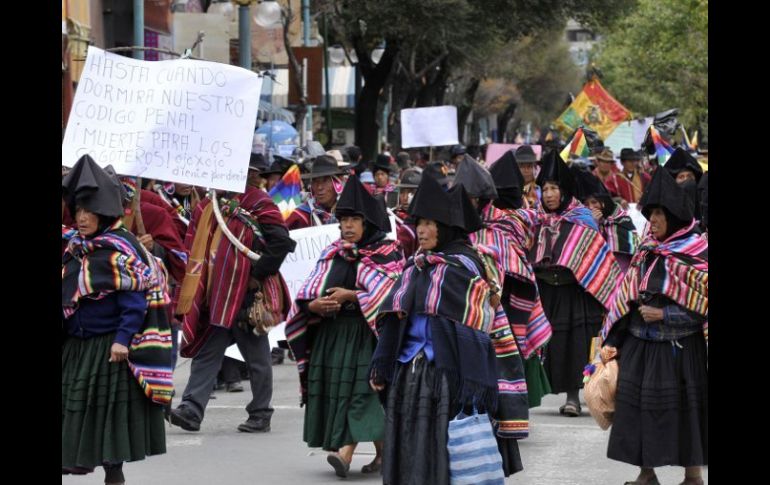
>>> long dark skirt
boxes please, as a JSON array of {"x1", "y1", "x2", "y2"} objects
[
  {"x1": 383, "y1": 354, "x2": 452, "y2": 485},
  {"x1": 304, "y1": 314, "x2": 384, "y2": 450},
  {"x1": 608, "y1": 332, "x2": 708, "y2": 467},
  {"x1": 538, "y1": 280, "x2": 605, "y2": 394},
  {"x1": 496, "y1": 435, "x2": 523, "y2": 477},
  {"x1": 62, "y1": 333, "x2": 166, "y2": 470}
]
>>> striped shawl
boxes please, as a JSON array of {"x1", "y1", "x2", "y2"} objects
[
  {"x1": 62, "y1": 221, "x2": 174, "y2": 405},
  {"x1": 470, "y1": 205, "x2": 552, "y2": 359},
  {"x1": 601, "y1": 204, "x2": 640, "y2": 256},
  {"x1": 600, "y1": 220, "x2": 708, "y2": 342},
  {"x1": 285, "y1": 238, "x2": 404, "y2": 397},
  {"x1": 531, "y1": 198, "x2": 622, "y2": 310}
]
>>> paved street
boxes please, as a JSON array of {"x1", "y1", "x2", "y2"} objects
[{"x1": 63, "y1": 357, "x2": 707, "y2": 484}]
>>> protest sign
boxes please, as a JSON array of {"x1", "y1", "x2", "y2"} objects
[
  {"x1": 401, "y1": 106, "x2": 459, "y2": 148},
  {"x1": 62, "y1": 46, "x2": 263, "y2": 193},
  {"x1": 628, "y1": 203, "x2": 648, "y2": 235},
  {"x1": 484, "y1": 143, "x2": 543, "y2": 166}
]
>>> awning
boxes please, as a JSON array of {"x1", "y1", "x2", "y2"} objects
[{"x1": 259, "y1": 66, "x2": 358, "y2": 109}]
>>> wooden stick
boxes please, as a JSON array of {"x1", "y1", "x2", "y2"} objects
[{"x1": 133, "y1": 177, "x2": 146, "y2": 236}]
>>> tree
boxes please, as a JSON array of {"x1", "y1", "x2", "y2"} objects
[
  {"x1": 593, "y1": 0, "x2": 708, "y2": 141},
  {"x1": 317, "y1": 0, "x2": 636, "y2": 158}
]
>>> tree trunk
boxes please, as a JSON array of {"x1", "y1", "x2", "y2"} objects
[
  {"x1": 355, "y1": 41, "x2": 398, "y2": 161},
  {"x1": 498, "y1": 103, "x2": 517, "y2": 143},
  {"x1": 456, "y1": 77, "x2": 480, "y2": 145}
]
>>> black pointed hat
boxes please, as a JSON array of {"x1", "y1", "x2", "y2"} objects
[
  {"x1": 537, "y1": 150, "x2": 576, "y2": 199},
  {"x1": 452, "y1": 157, "x2": 498, "y2": 199},
  {"x1": 490, "y1": 150, "x2": 525, "y2": 191},
  {"x1": 664, "y1": 147, "x2": 703, "y2": 183},
  {"x1": 422, "y1": 162, "x2": 450, "y2": 187},
  {"x1": 335, "y1": 176, "x2": 391, "y2": 232},
  {"x1": 62, "y1": 155, "x2": 125, "y2": 218},
  {"x1": 447, "y1": 184, "x2": 483, "y2": 233},
  {"x1": 639, "y1": 165, "x2": 693, "y2": 222},
  {"x1": 408, "y1": 172, "x2": 453, "y2": 227},
  {"x1": 570, "y1": 165, "x2": 615, "y2": 215}
]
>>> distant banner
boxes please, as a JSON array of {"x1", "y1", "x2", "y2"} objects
[
  {"x1": 62, "y1": 46, "x2": 262, "y2": 193},
  {"x1": 401, "y1": 106, "x2": 459, "y2": 148},
  {"x1": 485, "y1": 143, "x2": 542, "y2": 166}
]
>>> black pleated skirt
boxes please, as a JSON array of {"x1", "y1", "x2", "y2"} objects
[
  {"x1": 383, "y1": 355, "x2": 451, "y2": 485},
  {"x1": 607, "y1": 332, "x2": 708, "y2": 467},
  {"x1": 538, "y1": 280, "x2": 605, "y2": 393}
]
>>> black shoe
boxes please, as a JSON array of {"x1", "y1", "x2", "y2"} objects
[
  {"x1": 103, "y1": 463, "x2": 125, "y2": 485},
  {"x1": 226, "y1": 382, "x2": 244, "y2": 393},
  {"x1": 169, "y1": 406, "x2": 201, "y2": 432},
  {"x1": 237, "y1": 417, "x2": 271, "y2": 433}
]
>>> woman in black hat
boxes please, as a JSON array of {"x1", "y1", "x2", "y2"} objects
[
  {"x1": 62, "y1": 156, "x2": 171, "y2": 485},
  {"x1": 393, "y1": 169, "x2": 422, "y2": 259},
  {"x1": 529, "y1": 151, "x2": 622, "y2": 417},
  {"x1": 370, "y1": 176, "x2": 508, "y2": 484},
  {"x1": 571, "y1": 165, "x2": 640, "y2": 274},
  {"x1": 372, "y1": 154, "x2": 397, "y2": 204},
  {"x1": 599, "y1": 168, "x2": 708, "y2": 485},
  {"x1": 664, "y1": 148, "x2": 704, "y2": 224},
  {"x1": 286, "y1": 155, "x2": 347, "y2": 230},
  {"x1": 285, "y1": 177, "x2": 405, "y2": 478}
]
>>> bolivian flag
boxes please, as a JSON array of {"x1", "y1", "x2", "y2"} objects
[{"x1": 555, "y1": 76, "x2": 631, "y2": 140}]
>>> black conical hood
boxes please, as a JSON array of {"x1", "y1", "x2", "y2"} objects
[
  {"x1": 570, "y1": 165, "x2": 615, "y2": 216},
  {"x1": 489, "y1": 150, "x2": 525, "y2": 191},
  {"x1": 335, "y1": 176, "x2": 390, "y2": 232},
  {"x1": 664, "y1": 147, "x2": 703, "y2": 182},
  {"x1": 453, "y1": 156, "x2": 497, "y2": 199},
  {"x1": 62, "y1": 155, "x2": 125, "y2": 218},
  {"x1": 447, "y1": 184, "x2": 483, "y2": 233},
  {"x1": 408, "y1": 173, "x2": 453, "y2": 226},
  {"x1": 537, "y1": 150, "x2": 576, "y2": 199},
  {"x1": 639, "y1": 165, "x2": 693, "y2": 222}
]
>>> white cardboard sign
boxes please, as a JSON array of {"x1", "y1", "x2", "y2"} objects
[
  {"x1": 401, "y1": 106, "x2": 459, "y2": 148},
  {"x1": 62, "y1": 46, "x2": 263, "y2": 193}
]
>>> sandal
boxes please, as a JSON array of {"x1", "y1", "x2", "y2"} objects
[
  {"x1": 327, "y1": 453, "x2": 350, "y2": 478},
  {"x1": 559, "y1": 401, "x2": 581, "y2": 417},
  {"x1": 361, "y1": 457, "x2": 382, "y2": 474}
]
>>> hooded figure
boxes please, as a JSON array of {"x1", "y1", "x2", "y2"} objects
[
  {"x1": 489, "y1": 150, "x2": 525, "y2": 210},
  {"x1": 62, "y1": 155, "x2": 172, "y2": 482},
  {"x1": 371, "y1": 155, "x2": 518, "y2": 484},
  {"x1": 664, "y1": 147, "x2": 703, "y2": 184},
  {"x1": 600, "y1": 159, "x2": 707, "y2": 484},
  {"x1": 284, "y1": 176, "x2": 404, "y2": 477},
  {"x1": 537, "y1": 150, "x2": 577, "y2": 213}
]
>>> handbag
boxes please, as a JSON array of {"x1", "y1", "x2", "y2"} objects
[
  {"x1": 447, "y1": 408, "x2": 505, "y2": 485},
  {"x1": 583, "y1": 338, "x2": 619, "y2": 430},
  {"x1": 246, "y1": 283, "x2": 276, "y2": 336}
]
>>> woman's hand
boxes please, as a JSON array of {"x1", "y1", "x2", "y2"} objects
[
  {"x1": 109, "y1": 343, "x2": 130, "y2": 363},
  {"x1": 590, "y1": 208, "x2": 603, "y2": 222},
  {"x1": 326, "y1": 287, "x2": 357, "y2": 304},
  {"x1": 308, "y1": 297, "x2": 341, "y2": 316},
  {"x1": 600, "y1": 345, "x2": 618, "y2": 364},
  {"x1": 639, "y1": 305, "x2": 664, "y2": 323}
]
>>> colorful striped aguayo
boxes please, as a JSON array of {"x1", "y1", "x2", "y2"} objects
[
  {"x1": 600, "y1": 219, "x2": 708, "y2": 342},
  {"x1": 62, "y1": 220, "x2": 174, "y2": 405},
  {"x1": 532, "y1": 198, "x2": 623, "y2": 310},
  {"x1": 555, "y1": 77, "x2": 632, "y2": 140},
  {"x1": 470, "y1": 205, "x2": 552, "y2": 359},
  {"x1": 268, "y1": 164, "x2": 303, "y2": 220},
  {"x1": 62, "y1": 224, "x2": 78, "y2": 241},
  {"x1": 560, "y1": 127, "x2": 591, "y2": 162},
  {"x1": 601, "y1": 204, "x2": 640, "y2": 256},
  {"x1": 649, "y1": 125, "x2": 675, "y2": 166},
  {"x1": 284, "y1": 237, "x2": 404, "y2": 395}
]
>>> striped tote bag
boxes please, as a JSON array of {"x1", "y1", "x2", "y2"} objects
[{"x1": 447, "y1": 411, "x2": 505, "y2": 485}]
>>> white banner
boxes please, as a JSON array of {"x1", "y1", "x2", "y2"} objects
[
  {"x1": 627, "y1": 203, "x2": 649, "y2": 235},
  {"x1": 400, "y1": 106, "x2": 459, "y2": 148},
  {"x1": 62, "y1": 46, "x2": 263, "y2": 193}
]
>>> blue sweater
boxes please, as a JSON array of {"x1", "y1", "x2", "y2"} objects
[{"x1": 64, "y1": 291, "x2": 148, "y2": 347}]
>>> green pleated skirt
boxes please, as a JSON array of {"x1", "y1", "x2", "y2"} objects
[
  {"x1": 304, "y1": 314, "x2": 384, "y2": 451},
  {"x1": 524, "y1": 355, "x2": 552, "y2": 408},
  {"x1": 62, "y1": 332, "x2": 166, "y2": 469}
]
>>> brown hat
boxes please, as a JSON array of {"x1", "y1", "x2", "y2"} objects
[{"x1": 596, "y1": 148, "x2": 615, "y2": 163}]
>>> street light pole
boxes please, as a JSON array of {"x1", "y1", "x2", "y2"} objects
[
  {"x1": 133, "y1": 0, "x2": 144, "y2": 60},
  {"x1": 323, "y1": 14, "x2": 332, "y2": 145},
  {"x1": 302, "y1": 0, "x2": 313, "y2": 142},
  {"x1": 237, "y1": 2, "x2": 252, "y2": 70}
]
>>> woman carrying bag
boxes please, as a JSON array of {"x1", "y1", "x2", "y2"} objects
[{"x1": 599, "y1": 168, "x2": 708, "y2": 485}]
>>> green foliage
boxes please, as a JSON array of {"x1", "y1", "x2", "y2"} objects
[{"x1": 593, "y1": 0, "x2": 708, "y2": 139}]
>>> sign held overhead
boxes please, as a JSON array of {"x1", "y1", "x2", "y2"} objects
[{"x1": 400, "y1": 106, "x2": 459, "y2": 149}]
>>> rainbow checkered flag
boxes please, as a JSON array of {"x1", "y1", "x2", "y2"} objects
[
  {"x1": 649, "y1": 125, "x2": 674, "y2": 165},
  {"x1": 560, "y1": 127, "x2": 591, "y2": 161},
  {"x1": 268, "y1": 164, "x2": 302, "y2": 220}
]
